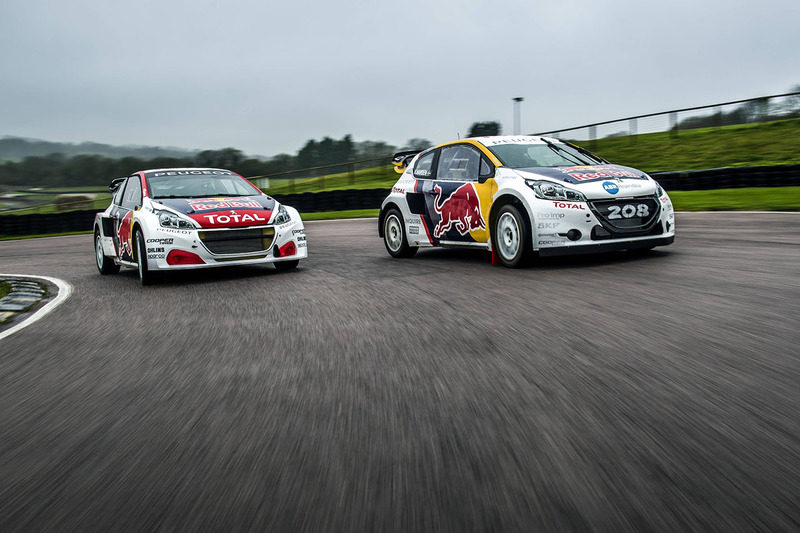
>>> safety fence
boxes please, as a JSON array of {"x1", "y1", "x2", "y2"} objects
[
  {"x1": 1, "y1": 164, "x2": 798, "y2": 237},
  {"x1": 536, "y1": 92, "x2": 800, "y2": 147}
]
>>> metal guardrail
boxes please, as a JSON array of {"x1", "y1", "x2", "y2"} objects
[
  {"x1": 535, "y1": 92, "x2": 800, "y2": 148},
  {"x1": 248, "y1": 156, "x2": 395, "y2": 192}
]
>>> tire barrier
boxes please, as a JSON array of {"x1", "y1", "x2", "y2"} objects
[
  {"x1": 2, "y1": 165, "x2": 799, "y2": 237},
  {"x1": 0, "y1": 210, "x2": 97, "y2": 237},
  {"x1": 270, "y1": 188, "x2": 390, "y2": 214},
  {"x1": 650, "y1": 164, "x2": 800, "y2": 191}
]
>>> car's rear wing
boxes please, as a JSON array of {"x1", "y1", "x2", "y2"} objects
[
  {"x1": 109, "y1": 177, "x2": 127, "y2": 192},
  {"x1": 391, "y1": 150, "x2": 422, "y2": 174}
]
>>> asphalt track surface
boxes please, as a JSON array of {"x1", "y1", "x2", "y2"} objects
[{"x1": 1, "y1": 213, "x2": 798, "y2": 531}]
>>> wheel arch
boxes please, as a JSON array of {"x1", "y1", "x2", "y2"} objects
[
  {"x1": 378, "y1": 201, "x2": 404, "y2": 238},
  {"x1": 489, "y1": 193, "x2": 532, "y2": 244},
  {"x1": 131, "y1": 220, "x2": 146, "y2": 262}
]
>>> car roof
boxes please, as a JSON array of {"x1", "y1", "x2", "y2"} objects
[{"x1": 465, "y1": 135, "x2": 557, "y2": 147}]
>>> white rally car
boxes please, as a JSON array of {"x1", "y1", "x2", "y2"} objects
[
  {"x1": 379, "y1": 136, "x2": 674, "y2": 267},
  {"x1": 94, "y1": 168, "x2": 306, "y2": 284}
]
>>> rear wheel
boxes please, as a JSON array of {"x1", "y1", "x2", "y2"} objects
[
  {"x1": 492, "y1": 204, "x2": 531, "y2": 268},
  {"x1": 275, "y1": 259, "x2": 299, "y2": 271},
  {"x1": 135, "y1": 229, "x2": 157, "y2": 285},
  {"x1": 383, "y1": 208, "x2": 418, "y2": 258},
  {"x1": 95, "y1": 229, "x2": 120, "y2": 275}
]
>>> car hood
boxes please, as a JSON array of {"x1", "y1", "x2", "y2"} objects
[
  {"x1": 511, "y1": 164, "x2": 658, "y2": 198},
  {"x1": 512, "y1": 164, "x2": 648, "y2": 184},
  {"x1": 153, "y1": 195, "x2": 277, "y2": 228}
]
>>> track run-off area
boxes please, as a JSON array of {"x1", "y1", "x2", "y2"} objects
[{"x1": 1, "y1": 212, "x2": 799, "y2": 531}]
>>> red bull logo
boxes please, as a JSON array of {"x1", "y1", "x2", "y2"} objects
[
  {"x1": 433, "y1": 183, "x2": 485, "y2": 238},
  {"x1": 115, "y1": 211, "x2": 133, "y2": 260}
]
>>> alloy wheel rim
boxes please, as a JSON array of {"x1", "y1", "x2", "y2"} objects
[
  {"x1": 385, "y1": 215, "x2": 403, "y2": 252},
  {"x1": 497, "y1": 212, "x2": 519, "y2": 260}
]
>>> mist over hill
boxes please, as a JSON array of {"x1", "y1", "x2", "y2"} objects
[{"x1": 0, "y1": 136, "x2": 211, "y2": 162}]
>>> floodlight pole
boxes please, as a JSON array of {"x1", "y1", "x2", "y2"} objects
[{"x1": 512, "y1": 97, "x2": 524, "y2": 135}]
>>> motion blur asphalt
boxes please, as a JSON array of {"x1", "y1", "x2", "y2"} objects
[{"x1": 0, "y1": 213, "x2": 799, "y2": 531}]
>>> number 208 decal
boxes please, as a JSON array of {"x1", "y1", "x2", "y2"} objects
[{"x1": 608, "y1": 204, "x2": 650, "y2": 219}]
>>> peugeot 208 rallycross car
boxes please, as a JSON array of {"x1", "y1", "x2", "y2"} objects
[
  {"x1": 94, "y1": 168, "x2": 306, "y2": 284},
  {"x1": 379, "y1": 136, "x2": 674, "y2": 267}
]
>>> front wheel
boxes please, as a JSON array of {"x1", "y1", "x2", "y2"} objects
[
  {"x1": 95, "y1": 230, "x2": 120, "y2": 274},
  {"x1": 492, "y1": 204, "x2": 531, "y2": 268},
  {"x1": 135, "y1": 229, "x2": 158, "y2": 285},
  {"x1": 383, "y1": 208, "x2": 418, "y2": 258}
]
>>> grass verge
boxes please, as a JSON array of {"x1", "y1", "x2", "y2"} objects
[
  {"x1": 0, "y1": 281, "x2": 10, "y2": 299},
  {"x1": 669, "y1": 187, "x2": 800, "y2": 211}
]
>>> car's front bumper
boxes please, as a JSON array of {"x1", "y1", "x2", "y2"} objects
[{"x1": 142, "y1": 207, "x2": 306, "y2": 271}]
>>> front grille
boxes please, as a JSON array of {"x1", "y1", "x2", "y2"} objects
[
  {"x1": 589, "y1": 196, "x2": 660, "y2": 236},
  {"x1": 198, "y1": 227, "x2": 275, "y2": 255}
]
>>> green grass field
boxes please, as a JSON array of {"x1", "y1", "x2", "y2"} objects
[
  {"x1": 0, "y1": 281, "x2": 10, "y2": 299},
  {"x1": 254, "y1": 118, "x2": 800, "y2": 195},
  {"x1": 584, "y1": 118, "x2": 800, "y2": 172}
]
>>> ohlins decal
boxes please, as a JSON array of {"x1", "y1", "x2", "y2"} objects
[{"x1": 432, "y1": 183, "x2": 485, "y2": 238}]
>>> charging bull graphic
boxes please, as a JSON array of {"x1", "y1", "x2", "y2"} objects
[{"x1": 433, "y1": 183, "x2": 485, "y2": 238}]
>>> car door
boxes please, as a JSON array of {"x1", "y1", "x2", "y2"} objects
[
  {"x1": 420, "y1": 143, "x2": 496, "y2": 246},
  {"x1": 111, "y1": 175, "x2": 142, "y2": 262}
]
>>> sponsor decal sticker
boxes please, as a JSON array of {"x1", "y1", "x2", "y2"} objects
[
  {"x1": 196, "y1": 211, "x2": 269, "y2": 227},
  {"x1": 409, "y1": 226, "x2": 420, "y2": 235},
  {"x1": 603, "y1": 181, "x2": 620, "y2": 195},
  {"x1": 552, "y1": 202, "x2": 585, "y2": 210},
  {"x1": 432, "y1": 183, "x2": 485, "y2": 238},
  {"x1": 537, "y1": 212, "x2": 566, "y2": 219},
  {"x1": 537, "y1": 222, "x2": 560, "y2": 229},
  {"x1": 151, "y1": 170, "x2": 236, "y2": 177},
  {"x1": 188, "y1": 198, "x2": 262, "y2": 211},
  {"x1": 147, "y1": 238, "x2": 174, "y2": 244}
]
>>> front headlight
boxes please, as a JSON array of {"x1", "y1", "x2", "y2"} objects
[
  {"x1": 525, "y1": 180, "x2": 587, "y2": 202},
  {"x1": 272, "y1": 204, "x2": 291, "y2": 225},
  {"x1": 156, "y1": 209, "x2": 196, "y2": 229}
]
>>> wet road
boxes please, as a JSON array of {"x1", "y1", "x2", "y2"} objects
[{"x1": 1, "y1": 213, "x2": 799, "y2": 531}]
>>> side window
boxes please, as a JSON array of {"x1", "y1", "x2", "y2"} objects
[
  {"x1": 121, "y1": 176, "x2": 142, "y2": 210},
  {"x1": 480, "y1": 157, "x2": 493, "y2": 179},
  {"x1": 436, "y1": 145, "x2": 481, "y2": 181},
  {"x1": 413, "y1": 151, "x2": 435, "y2": 179}
]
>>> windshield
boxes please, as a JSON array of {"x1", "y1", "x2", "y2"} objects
[
  {"x1": 488, "y1": 142, "x2": 601, "y2": 169},
  {"x1": 148, "y1": 174, "x2": 262, "y2": 199}
]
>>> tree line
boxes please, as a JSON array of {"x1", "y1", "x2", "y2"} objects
[
  {"x1": 0, "y1": 121, "x2": 504, "y2": 188},
  {"x1": 0, "y1": 135, "x2": 436, "y2": 188}
]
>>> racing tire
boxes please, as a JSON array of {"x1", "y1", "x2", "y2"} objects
[
  {"x1": 383, "y1": 208, "x2": 418, "y2": 258},
  {"x1": 135, "y1": 229, "x2": 158, "y2": 285},
  {"x1": 95, "y1": 229, "x2": 120, "y2": 275},
  {"x1": 492, "y1": 204, "x2": 531, "y2": 268},
  {"x1": 274, "y1": 259, "x2": 299, "y2": 271}
]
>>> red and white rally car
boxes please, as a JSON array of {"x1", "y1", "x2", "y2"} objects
[
  {"x1": 93, "y1": 168, "x2": 306, "y2": 284},
  {"x1": 379, "y1": 136, "x2": 674, "y2": 267}
]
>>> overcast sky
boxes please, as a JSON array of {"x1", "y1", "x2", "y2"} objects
[{"x1": 1, "y1": 0, "x2": 798, "y2": 157}]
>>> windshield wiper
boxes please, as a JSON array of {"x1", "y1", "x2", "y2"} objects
[
  {"x1": 562, "y1": 140, "x2": 609, "y2": 164},
  {"x1": 540, "y1": 138, "x2": 585, "y2": 166}
]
